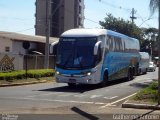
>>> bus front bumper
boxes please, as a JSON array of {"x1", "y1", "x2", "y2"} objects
[{"x1": 55, "y1": 74, "x2": 99, "y2": 85}]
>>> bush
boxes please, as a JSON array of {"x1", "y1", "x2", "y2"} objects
[
  {"x1": 133, "y1": 82, "x2": 158, "y2": 102},
  {"x1": 0, "y1": 69, "x2": 55, "y2": 80},
  {"x1": 149, "y1": 82, "x2": 158, "y2": 90}
]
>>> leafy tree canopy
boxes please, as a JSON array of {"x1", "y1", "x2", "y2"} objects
[
  {"x1": 140, "y1": 27, "x2": 158, "y2": 56},
  {"x1": 99, "y1": 14, "x2": 143, "y2": 41}
]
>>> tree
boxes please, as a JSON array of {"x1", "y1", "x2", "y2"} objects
[
  {"x1": 141, "y1": 28, "x2": 158, "y2": 57},
  {"x1": 150, "y1": 0, "x2": 159, "y2": 14},
  {"x1": 149, "y1": 0, "x2": 160, "y2": 105},
  {"x1": 99, "y1": 14, "x2": 143, "y2": 41}
]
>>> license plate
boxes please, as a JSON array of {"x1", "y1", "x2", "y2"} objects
[{"x1": 69, "y1": 79, "x2": 76, "y2": 83}]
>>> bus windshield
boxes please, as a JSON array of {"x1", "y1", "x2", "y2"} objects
[{"x1": 56, "y1": 37, "x2": 97, "y2": 70}]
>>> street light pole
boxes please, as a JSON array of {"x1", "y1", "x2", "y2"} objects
[
  {"x1": 158, "y1": 0, "x2": 160, "y2": 105},
  {"x1": 150, "y1": 42, "x2": 152, "y2": 61},
  {"x1": 44, "y1": 0, "x2": 51, "y2": 69}
]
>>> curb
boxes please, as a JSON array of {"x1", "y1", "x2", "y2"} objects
[
  {"x1": 122, "y1": 101, "x2": 160, "y2": 110},
  {"x1": 0, "y1": 80, "x2": 52, "y2": 87}
]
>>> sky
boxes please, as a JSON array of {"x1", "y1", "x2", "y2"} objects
[{"x1": 0, "y1": 0, "x2": 159, "y2": 35}]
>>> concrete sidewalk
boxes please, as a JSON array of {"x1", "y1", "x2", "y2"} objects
[
  {"x1": 122, "y1": 100, "x2": 160, "y2": 110},
  {"x1": 0, "y1": 80, "x2": 53, "y2": 87}
]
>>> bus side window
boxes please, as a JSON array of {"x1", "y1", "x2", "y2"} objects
[{"x1": 96, "y1": 45, "x2": 102, "y2": 64}]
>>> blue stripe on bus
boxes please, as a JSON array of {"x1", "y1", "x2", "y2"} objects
[{"x1": 100, "y1": 52, "x2": 139, "y2": 81}]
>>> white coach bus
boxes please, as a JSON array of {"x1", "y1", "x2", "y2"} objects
[{"x1": 51, "y1": 29, "x2": 140, "y2": 87}]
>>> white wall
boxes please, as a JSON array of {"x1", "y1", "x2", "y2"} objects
[
  {"x1": 0, "y1": 37, "x2": 12, "y2": 53},
  {"x1": 0, "y1": 37, "x2": 38, "y2": 71},
  {"x1": 0, "y1": 53, "x2": 24, "y2": 71},
  {"x1": 12, "y1": 41, "x2": 37, "y2": 54},
  {"x1": 12, "y1": 41, "x2": 25, "y2": 54}
]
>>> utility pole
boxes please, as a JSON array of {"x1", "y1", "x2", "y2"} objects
[
  {"x1": 150, "y1": 42, "x2": 152, "y2": 61},
  {"x1": 130, "y1": 8, "x2": 137, "y2": 37},
  {"x1": 158, "y1": 0, "x2": 160, "y2": 105},
  {"x1": 44, "y1": 0, "x2": 51, "y2": 69},
  {"x1": 130, "y1": 8, "x2": 137, "y2": 24}
]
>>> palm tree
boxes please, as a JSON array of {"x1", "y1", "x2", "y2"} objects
[
  {"x1": 149, "y1": 0, "x2": 159, "y2": 15},
  {"x1": 149, "y1": 0, "x2": 160, "y2": 105}
]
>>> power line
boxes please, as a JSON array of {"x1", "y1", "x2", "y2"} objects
[
  {"x1": 36, "y1": 4, "x2": 99, "y2": 27},
  {"x1": 137, "y1": 13, "x2": 152, "y2": 27},
  {"x1": 0, "y1": 28, "x2": 34, "y2": 34},
  {"x1": 98, "y1": 0, "x2": 156, "y2": 28},
  {"x1": 98, "y1": 0, "x2": 131, "y2": 12},
  {"x1": 15, "y1": 28, "x2": 34, "y2": 33},
  {"x1": 0, "y1": 16, "x2": 34, "y2": 21}
]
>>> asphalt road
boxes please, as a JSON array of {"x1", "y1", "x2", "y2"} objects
[{"x1": 0, "y1": 68, "x2": 158, "y2": 119}]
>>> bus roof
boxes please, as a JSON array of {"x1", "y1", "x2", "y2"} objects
[
  {"x1": 61, "y1": 28, "x2": 138, "y2": 42},
  {"x1": 61, "y1": 28, "x2": 107, "y2": 37}
]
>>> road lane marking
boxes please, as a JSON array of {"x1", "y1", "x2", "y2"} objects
[
  {"x1": 74, "y1": 94, "x2": 86, "y2": 98},
  {"x1": 26, "y1": 92, "x2": 63, "y2": 98},
  {"x1": 1, "y1": 97, "x2": 108, "y2": 105},
  {"x1": 99, "y1": 92, "x2": 137, "y2": 109},
  {"x1": 95, "y1": 102, "x2": 107, "y2": 105},
  {"x1": 103, "y1": 96, "x2": 118, "y2": 99},
  {"x1": 90, "y1": 95, "x2": 102, "y2": 99}
]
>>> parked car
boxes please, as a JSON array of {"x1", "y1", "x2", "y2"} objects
[
  {"x1": 148, "y1": 61, "x2": 156, "y2": 72},
  {"x1": 138, "y1": 52, "x2": 149, "y2": 75}
]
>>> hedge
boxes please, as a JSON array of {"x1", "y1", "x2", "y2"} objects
[{"x1": 0, "y1": 69, "x2": 55, "y2": 80}]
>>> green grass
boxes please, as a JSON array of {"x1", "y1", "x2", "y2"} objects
[{"x1": 132, "y1": 82, "x2": 159, "y2": 103}]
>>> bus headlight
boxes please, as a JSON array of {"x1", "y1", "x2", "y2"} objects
[
  {"x1": 87, "y1": 72, "x2": 91, "y2": 76},
  {"x1": 56, "y1": 71, "x2": 60, "y2": 75}
]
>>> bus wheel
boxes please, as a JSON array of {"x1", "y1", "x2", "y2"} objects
[
  {"x1": 127, "y1": 69, "x2": 133, "y2": 81},
  {"x1": 68, "y1": 83, "x2": 76, "y2": 88},
  {"x1": 144, "y1": 69, "x2": 147, "y2": 74},
  {"x1": 138, "y1": 69, "x2": 141, "y2": 75},
  {"x1": 100, "y1": 73, "x2": 108, "y2": 87}
]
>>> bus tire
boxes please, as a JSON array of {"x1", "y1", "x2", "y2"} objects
[
  {"x1": 127, "y1": 68, "x2": 133, "y2": 81},
  {"x1": 138, "y1": 68, "x2": 141, "y2": 75},
  {"x1": 100, "y1": 72, "x2": 108, "y2": 87},
  {"x1": 144, "y1": 68, "x2": 147, "y2": 74},
  {"x1": 135, "y1": 63, "x2": 139, "y2": 76},
  {"x1": 68, "y1": 83, "x2": 76, "y2": 88}
]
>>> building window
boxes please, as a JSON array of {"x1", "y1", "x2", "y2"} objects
[
  {"x1": 79, "y1": 6, "x2": 82, "y2": 14},
  {"x1": 79, "y1": 17, "x2": 82, "y2": 26},
  {"x1": 5, "y1": 47, "x2": 10, "y2": 52}
]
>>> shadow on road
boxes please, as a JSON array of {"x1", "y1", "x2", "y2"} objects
[
  {"x1": 132, "y1": 108, "x2": 158, "y2": 120},
  {"x1": 71, "y1": 107, "x2": 99, "y2": 120},
  {"x1": 129, "y1": 80, "x2": 153, "y2": 89},
  {"x1": 37, "y1": 78, "x2": 130, "y2": 93},
  {"x1": 37, "y1": 85, "x2": 99, "y2": 93}
]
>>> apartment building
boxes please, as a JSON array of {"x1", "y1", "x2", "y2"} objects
[{"x1": 35, "y1": 0, "x2": 85, "y2": 37}]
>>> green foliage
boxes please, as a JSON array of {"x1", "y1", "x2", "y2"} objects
[
  {"x1": 140, "y1": 27, "x2": 158, "y2": 57},
  {"x1": 133, "y1": 82, "x2": 158, "y2": 102},
  {"x1": 99, "y1": 14, "x2": 143, "y2": 40},
  {"x1": 149, "y1": 0, "x2": 159, "y2": 15},
  {"x1": 148, "y1": 82, "x2": 158, "y2": 90},
  {"x1": 0, "y1": 69, "x2": 55, "y2": 80}
]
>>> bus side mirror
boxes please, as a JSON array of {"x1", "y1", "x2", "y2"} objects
[
  {"x1": 50, "y1": 41, "x2": 58, "y2": 55},
  {"x1": 94, "y1": 41, "x2": 102, "y2": 55}
]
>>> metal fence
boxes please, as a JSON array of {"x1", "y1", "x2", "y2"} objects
[
  {"x1": 0, "y1": 53, "x2": 56, "y2": 72},
  {"x1": 23, "y1": 55, "x2": 56, "y2": 70}
]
